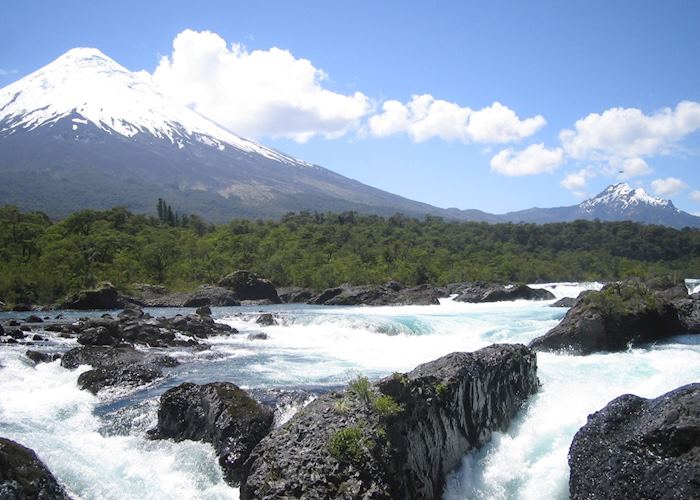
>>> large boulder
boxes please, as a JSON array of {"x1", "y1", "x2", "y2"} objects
[
  {"x1": 672, "y1": 293, "x2": 700, "y2": 332},
  {"x1": 0, "y1": 437, "x2": 69, "y2": 499},
  {"x1": 149, "y1": 382, "x2": 273, "y2": 485},
  {"x1": 529, "y1": 282, "x2": 685, "y2": 354},
  {"x1": 455, "y1": 282, "x2": 555, "y2": 303},
  {"x1": 218, "y1": 271, "x2": 281, "y2": 304},
  {"x1": 241, "y1": 344, "x2": 538, "y2": 499},
  {"x1": 569, "y1": 383, "x2": 700, "y2": 499},
  {"x1": 59, "y1": 282, "x2": 139, "y2": 310},
  {"x1": 61, "y1": 345, "x2": 178, "y2": 394}
]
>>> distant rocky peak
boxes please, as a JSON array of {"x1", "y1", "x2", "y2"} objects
[{"x1": 579, "y1": 183, "x2": 672, "y2": 212}]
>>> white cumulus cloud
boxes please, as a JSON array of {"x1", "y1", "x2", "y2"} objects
[
  {"x1": 151, "y1": 29, "x2": 371, "y2": 143},
  {"x1": 651, "y1": 177, "x2": 687, "y2": 197},
  {"x1": 561, "y1": 168, "x2": 594, "y2": 191},
  {"x1": 490, "y1": 143, "x2": 564, "y2": 176},
  {"x1": 368, "y1": 95, "x2": 545, "y2": 143},
  {"x1": 559, "y1": 101, "x2": 700, "y2": 163},
  {"x1": 691, "y1": 190, "x2": 700, "y2": 202}
]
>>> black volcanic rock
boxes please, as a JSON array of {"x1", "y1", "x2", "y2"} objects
[
  {"x1": 672, "y1": 293, "x2": 700, "y2": 332},
  {"x1": 550, "y1": 297, "x2": 577, "y2": 308},
  {"x1": 530, "y1": 282, "x2": 685, "y2": 354},
  {"x1": 59, "y1": 282, "x2": 139, "y2": 310},
  {"x1": 0, "y1": 437, "x2": 69, "y2": 499},
  {"x1": 70, "y1": 305, "x2": 235, "y2": 347},
  {"x1": 141, "y1": 285, "x2": 240, "y2": 308},
  {"x1": 218, "y1": 271, "x2": 281, "y2": 304},
  {"x1": 241, "y1": 344, "x2": 538, "y2": 499},
  {"x1": 277, "y1": 287, "x2": 314, "y2": 304},
  {"x1": 61, "y1": 345, "x2": 178, "y2": 394},
  {"x1": 454, "y1": 282, "x2": 555, "y2": 303},
  {"x1": 25, "y1": 350, "x2": 62, "y2": 364},
  {"x1": 569, "y1": 383, "x2": 700, "y2": 499},
  {"x1": 309, "y1": 282, "x2": 440, "y2": 306},
  {"x1": 150, "y1": 382, "x2": 273, "y2": 486}
]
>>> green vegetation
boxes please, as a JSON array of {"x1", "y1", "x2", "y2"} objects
[
  {"x1": 348, "y1": 376, "x2": 373, "y2": 404},
  {"x1": 328, "y1": 425, "x2": 368, "y2": 463},
  {"x1": 435, "y1": 382, "x2": 448, "y2": 397},
  {"x1": 1, "y1": 204, "x2": 698, "y2": 305},
  {"x1": 582, "y1": 282, "x2": 664, "y2": 316},
  {"x1": 392, "y1": 372, "x2": 409, "y2": 386},
  {"x1": 333, "y1": 398, "x2": 350, "y2": 414},
  {"x1": 371, "y1": 395, "x2": 404, "y2": 416}
]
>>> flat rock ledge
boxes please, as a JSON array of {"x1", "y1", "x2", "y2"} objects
[
  {"x1": 241, "y1": 344, "x2": 538, "y2": 500},
  {"x1": 569, "y1": 383, "x2": 700, "y2": 500},
  {"x1": 0, "y1": 437, "x2": 69, "y2": 499}
]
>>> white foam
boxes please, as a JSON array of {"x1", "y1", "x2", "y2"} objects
[{"x1": 0, "y1": 351, "x2": 238, "y2": 499}]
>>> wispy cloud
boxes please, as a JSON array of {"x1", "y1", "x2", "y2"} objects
[{"x1": 0, "y1": 68, "x2": 18, "y2": 76}]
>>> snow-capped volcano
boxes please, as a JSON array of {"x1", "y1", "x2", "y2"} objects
[
  {"x1": 503, "y1": 182, "x2": 699, "y2": 228},
  {"x1": 579, "y1": 183, "x2": 672, "y2": 212},
  {"x1": 0, "y1": 48, "x2": 306, "y2": 166},
  {"x1": 0, "y1": 47, "x2": 460, "y2": 221}
]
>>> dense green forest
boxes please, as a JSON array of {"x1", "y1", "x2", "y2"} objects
[{"x1": 1, "y1": 204, "x2": 698, "y2": 305}]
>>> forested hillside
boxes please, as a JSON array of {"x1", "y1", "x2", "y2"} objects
[{"x1": 1, "y1": 205, "x2": 698, "y2": 305}]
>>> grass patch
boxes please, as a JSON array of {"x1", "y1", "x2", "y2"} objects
[
  {"x1": 328, "y1": 425, "x2": 367, "y2": 463},
  {"x1": 372, "y1": 394, "x2": 404, "y2": 416},
  {"x1": 348, "y1": 375, "x2": 373, "y2": 404},
  {"x1": 435, "y1": 382, "x2": 448, "y2": 397},
  {"x1": 333, "y1": 398, "x2": 350, "y2": 414}
]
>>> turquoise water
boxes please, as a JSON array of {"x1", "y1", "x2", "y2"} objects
[{"x1": 0, "y1": 282, "x2": 698, "y2": 499}]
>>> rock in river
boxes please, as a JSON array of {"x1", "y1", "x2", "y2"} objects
[
  {"x1": 241, "y1": 343, "x2": 538, "y2": 499},
  {"x1": 61, "y1": 345, "x2": 178, "y2": 394},
  {"x1": 149, "y1": 382, "x2": 273, "y2": 486},
  {"x1": 530, "y1": 282, "x2": 685, "y2": 354},
  {"x1": 0, "y1": 437, "x2": 69, "y2": 499},
  {"x1": 218, "y1": 270, "x2": 281, "y2": 304},
  {"x1": 569, "y1": 383, "x2": 700, "y2": 499}
]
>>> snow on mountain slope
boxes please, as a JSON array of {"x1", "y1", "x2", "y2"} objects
[
  {"x1": 0, "y1": 47, "x2": 310, "y2": 167},
  {"x1": 579, "y1": 183, "x2": 674, "y2": 212}
]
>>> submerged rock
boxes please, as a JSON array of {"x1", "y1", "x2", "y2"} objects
[
  {"x1": 61, "y1": 345, "x2": 178, "y2": 394},
  {"x1": 218, "y1": 270, "x2": 281, "y2": 304},
  {"x1": 241, "y1": 344, "x2": 538, "y2": 499},
  {"x1": 530, "y1": 282, "x2": 685, "y2": 354},
  {"x1": 25, "y1": 350, "x2": 62, "y2": 364},
  {"x1": 254, "y1": 313, "x2": 276, "y2": 326},
  {"x1": 0, "y1": 437, "x2": 69, "y2": 499},
  {"x1": 149, "y1": 382, "x2": 273, "y2": 486},
  {"x1": 569, "y1": 383, "x2": 700, "y2": 499}
]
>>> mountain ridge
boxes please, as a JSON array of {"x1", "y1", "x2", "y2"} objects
[{"x1": 1, "y1": 48, "x2": 699, "y2": 229}]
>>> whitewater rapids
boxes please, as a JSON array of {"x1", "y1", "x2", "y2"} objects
[{"x1": 0, "y1": 281, "x2": 698, "y2": 499}]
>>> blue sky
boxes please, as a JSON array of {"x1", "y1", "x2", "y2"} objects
[{"x1": 3, "y1": 1, "x2": 700, "y2": 213}]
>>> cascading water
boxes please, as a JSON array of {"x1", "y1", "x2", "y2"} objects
[{"x1": 1, "y1": 282, "x2": 697, "y2": 499}]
